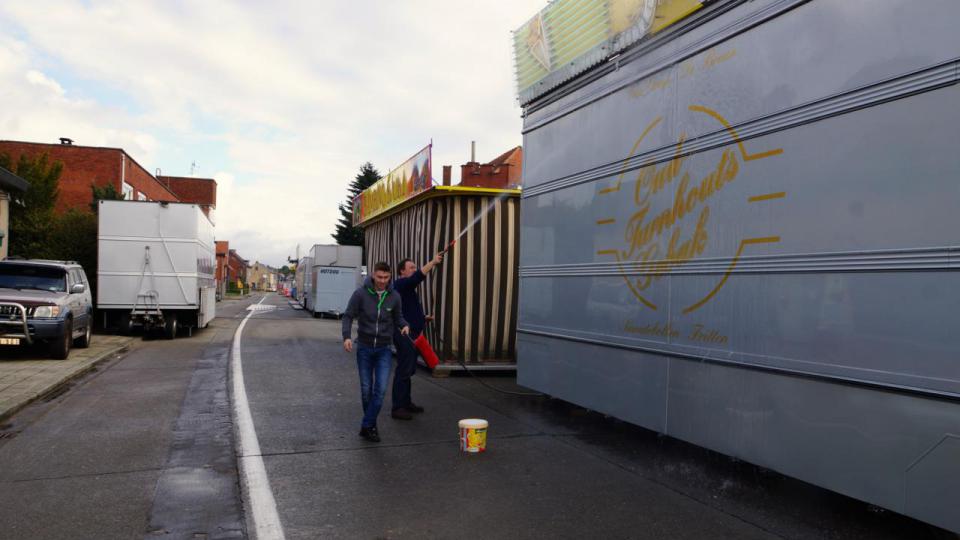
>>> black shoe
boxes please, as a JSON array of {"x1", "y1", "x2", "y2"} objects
[
  {"x1": 359, "y1": 427, "x2": 381, "y2": 442},
  {"x1": 391, "y1": 408, "x2": 413, "y2": 420},
  {"x1": 408, "y1": 403, "x2": 425, "y2": 414}
]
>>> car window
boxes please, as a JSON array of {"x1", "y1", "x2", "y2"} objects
[{"x1": 0, "y1": 265, "x2": 68, "y2": 292}]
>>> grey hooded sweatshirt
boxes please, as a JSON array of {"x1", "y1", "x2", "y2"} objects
[{"x1": 342, "y1": 276, "x2": 408, "y2": 348}]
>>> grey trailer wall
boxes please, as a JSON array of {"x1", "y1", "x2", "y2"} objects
[
  {"x1": 363, "y1": 192, "x2": 520, "y2": 364},
  {"x1": 517, "y1": 0, "x2": 960, "y2": 532}
]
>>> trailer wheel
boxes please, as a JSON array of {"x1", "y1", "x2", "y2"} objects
[
  {"x1": 50, "y1": 320, "x2": 72, "y2": 360},
  {"x1": 119, "y1": 312, "x2": 134, "y2": 335},
  {"x1": 163, "y1": 313, "x2": 178, "y2": 340}
]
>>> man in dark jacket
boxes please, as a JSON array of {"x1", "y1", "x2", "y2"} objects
[
  {"x1": 390, "y1": 251, "x2": 443, "y2": 419},
  {"x1": 343, "y1": 262, "x2": 409, "y2": 442}
]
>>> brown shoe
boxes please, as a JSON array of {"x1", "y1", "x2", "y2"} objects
[{"x1": 391, "y1": 408, "x2": 413, "y2": 420}]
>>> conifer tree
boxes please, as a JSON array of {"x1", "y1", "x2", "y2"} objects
[{"x1": 333, "y1": 162, "x2": 381, "y2": 257}]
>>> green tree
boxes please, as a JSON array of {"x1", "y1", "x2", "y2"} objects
[
  {"x1": 48, "y1": 209, "x2": 99, "y2": 298},
  {"x1": 333, "y1": 162, "x2": 380, "y2": 256},
  {"x1": 0, "y1": 152, "x2": 63, "y2": 258},
  {"x1": 90, "y1": 182, "x2": 124, "y2": 213},
  {"x1": 0, "y1": 153, "x2": 101, "y2": 298}
]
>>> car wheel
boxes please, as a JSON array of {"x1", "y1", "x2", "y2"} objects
[
  {"x1": 75, "y1": 320, "x2": 92, "y2": 348},
  {"x1": 50, "y1": 320, "x2": 72, "y2": 360},
  {"x1": 163, "y1": 313, "x2": 178, "y2": 340}
]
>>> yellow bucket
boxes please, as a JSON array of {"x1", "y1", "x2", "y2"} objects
[{"x1": 458, "y1": 419, "x2": 488, "y2": 453}]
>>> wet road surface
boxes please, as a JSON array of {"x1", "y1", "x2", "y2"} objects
[
  {"x1": 0, "y1": 292, "x2": 948, "y2": 539},
  {"x1": 236, "y1": 294, "x2": 945, "y2": 540}
]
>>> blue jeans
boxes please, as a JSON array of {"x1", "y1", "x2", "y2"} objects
[{"x1": 356, "y1": 343, "x2": 392, "y2": 428}]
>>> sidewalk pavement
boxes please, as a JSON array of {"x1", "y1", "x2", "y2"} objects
[{"x1": 0, "y1": 335, "x2": 135, "y2": 421}]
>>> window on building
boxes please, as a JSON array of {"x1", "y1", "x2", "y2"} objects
[
  {"x1": 137, "y1": 192, "x2": 147, "y2": 201},
  {"x1": 122, "y1": 182, "x2": 134, "y2": 200}
]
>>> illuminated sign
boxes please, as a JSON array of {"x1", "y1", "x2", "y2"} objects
[
  {"x1": 353, "y1": 144, "x2": 432, "y2": 226},
  {"x1": 513, "y1": 0, "x2": 703, "y2": 104}
]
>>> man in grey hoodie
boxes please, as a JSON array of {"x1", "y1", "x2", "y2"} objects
[{"x1": 343, "y1": 261, "x2": 409, "y2": 442}]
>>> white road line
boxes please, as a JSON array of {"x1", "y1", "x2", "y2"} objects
[{"x1": 231, "y1": 296, "x2": 285, "y2": 540}]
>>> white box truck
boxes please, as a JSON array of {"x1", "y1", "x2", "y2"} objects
[
  {"x1": 97, "y1": 200, "x2": 216, "y2": 338},
  {"x1": 295, "y1": 256, "x2": 312, "y2": 307},
  {"x1": 304, "y1": 244, "x2": 361, "y2": 318}
]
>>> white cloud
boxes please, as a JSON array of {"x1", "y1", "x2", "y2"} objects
[
  {"x1": 25, "y1": 69, "x2": 65, "y2": 96},
  {"x1": 0, "y1": 36, "x2": 161, "y2": 162},
  {"x1": 0, "y1": 0, "x2": 547, "y2": 266}
]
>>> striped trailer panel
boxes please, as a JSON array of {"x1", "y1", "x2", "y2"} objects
[{"x1": 362, "y1": 188, "x2": 520, "y2": 365}]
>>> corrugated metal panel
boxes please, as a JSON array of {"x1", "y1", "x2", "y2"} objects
[{"x1": 363, "y1": 195, "x2": 520, "y2": 364}]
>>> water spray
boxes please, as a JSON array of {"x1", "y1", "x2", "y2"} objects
[
  {"x1": 442, "y1": 191, "x2": 514, "y2": 254},
  {"x1": 423, "y1": 189, "x2": 545, "y2": 397}
]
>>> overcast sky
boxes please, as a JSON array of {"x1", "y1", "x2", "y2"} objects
[{"x1": 0, "y1": 1, "x2": 544, "y2": 267}]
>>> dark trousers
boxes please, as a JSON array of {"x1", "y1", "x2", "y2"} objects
[{"x1": 392, "y1": 333, "x2": 418, "y2": 410}]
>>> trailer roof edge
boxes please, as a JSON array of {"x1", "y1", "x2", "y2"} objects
[{"x1": 356, "y1": 185, "x2": 521, "y2": 228}]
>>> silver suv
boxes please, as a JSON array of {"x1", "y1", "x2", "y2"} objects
[{"x1": 0, "y1": 259, "x2": 94, "y2": 359}]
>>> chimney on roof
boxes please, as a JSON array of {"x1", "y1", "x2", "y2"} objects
[
  {"x1": 442, "y1": 165, "x2": 452, "y2": 186},
  {"x1": 470, "y1": 141, "x2": 476, "y2": 163},
  {"x1": 59, "y1": 137, "x2": 73, "y2": 145}
]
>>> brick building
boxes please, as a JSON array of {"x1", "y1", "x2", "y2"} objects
[
  {"x1": 158, "y1": 175, "x2": 217, "y2": 218},
  {"x1": 453, "y1": 146, "x2": 522, "y2": 189},
  {"x1": 216, "y1": 240, "x2": 230, "y2": 298},
  {"x1": 0, "y1": 139, "x2": 181, "y2": 213},
  {"x1": 226, "y1": 249, "x2": 248, "y2": 291}
]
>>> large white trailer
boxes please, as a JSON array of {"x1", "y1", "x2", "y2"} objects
[
  {"x1": 295, "y1": 256, "x2": 312, "y2": 307},
  {"x1": 303, "y1": 244, "x2": 362, "y2": 317},
  {"x1": 514, "y1": 0, "x2": 960, "y2": 532},
  {"x1": 97, "y1": 200, "x2": 216, "y2": 338}
]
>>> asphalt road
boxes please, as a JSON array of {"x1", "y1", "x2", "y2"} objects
[
  {"x1": 0, "y1": 292, "x2": 948, "y2": 539},
  {"x1": 0, "y1": 296, "x2": 258, "y2": 540},
  {"x1": 238, "y1": 294, "x2": 944, "y2": 540}
]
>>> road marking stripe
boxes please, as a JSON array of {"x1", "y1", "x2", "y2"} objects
[{"x1": 231, "y1": 296, "x2": 285, "y2": 540}]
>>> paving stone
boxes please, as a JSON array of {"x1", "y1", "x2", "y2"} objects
[{"x1": 0, "y1": 337, "x2": 135, "y2": 420}]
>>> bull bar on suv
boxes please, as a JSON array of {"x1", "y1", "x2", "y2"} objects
[{"x1": 0, "y1": 301, "x2": 34, "y2": 344}]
